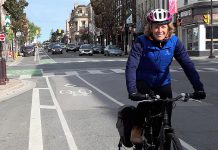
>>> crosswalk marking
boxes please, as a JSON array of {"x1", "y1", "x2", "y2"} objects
[
  {"x1": 65, "y1": 71, "x2": 79, "y2": 75},
  {"x1": 42, "y1": 72, "x2": 55, "y2": 77},
  {"x1": 203, "y1": 67, "x2": 218, "y2": 71},
  {"x1": 8, "y1": 67, "x2": 218, "y2": 79},
  {"x1": 170, "y1": 69, "x2": 179, "y2": 72},
  {"x1": 20, "y1": 74, "x2": 32, "y2": 79},
  {"x1": 87, "y1": 70, "x2": 105, "y2": 74},
  {"x1": 110, "y1": 69, "x2": 125, "y2": 73}
]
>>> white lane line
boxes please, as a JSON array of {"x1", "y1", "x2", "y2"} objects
[
  {"x1": 34, "y1": 48, "x2": 39, "y2": 62},
  {"x1": 45, "y1": 77, "x2": 78, "y2": 150},
  {"x1": 110, "y1": 69, "x2": 125, "y2": 73},
  {"x1": 76, "y1": 75, "x2": 124, "y2": 106},
  {"x1": 77, "y1": 75, "x2": 197, "y2": 150},
  {"x1": 29, "y1": 88, "x2": 43, "y2": 150},
  {"x1": 179, "y1": 139, "x2": 197, "y2": 150}
]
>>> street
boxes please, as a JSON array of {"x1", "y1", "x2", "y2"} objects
[{"x1": 0, "y1": 48, "x2": 218, "y2": 150}]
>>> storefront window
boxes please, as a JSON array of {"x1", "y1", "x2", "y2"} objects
[
  {"x1": 206, "y1": 26, "x2": 218, "y2": 49},
  {"x1": 187, "y1": 28, "x2": 192, "y2": 50},
  {"x1": 186, "y1": 27, "x2": 199, "y2": 51},
  {"x1": 192, "y1": 27, "x2": 198, "y2": 50}
]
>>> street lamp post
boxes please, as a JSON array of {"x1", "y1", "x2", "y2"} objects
[{"x1": 209, "y1": 0, "x2": 216, "y2": 58}]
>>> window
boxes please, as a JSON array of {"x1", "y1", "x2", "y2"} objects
[
  {"x1": 184, "y1": 0, "x2": 188, "y2": 5},
  {"x1": 81, "y1": 21, "x2": 86, "y2": 28}
]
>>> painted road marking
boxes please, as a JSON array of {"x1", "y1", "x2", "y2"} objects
[
  {"x1": 7, "y1": 69, "x2": 42, "y2": 76},
  {"x1": 59, "y1": 88, "x2": 92, "y2": 96},
  {"x1": 170, "y1": 69, "x2": 179, "y2": 72},
  {"x1": 19, "y1": 74, "x2": 32, "y2": 79},
  {"x1": 45, "y1": 77, "x2": 78, "y2": 150},
  {"x1": 29, "y1": 88, "x2": 43, "y2": 150},
  {"x1": 76, "y1": 75, "x2": 198, "y2": 150},
  {"x1": 65, "y1": 71, "x2": 79, "y2": 76},
  {"x1": 87, "y1": 70, "x2": 105, "y2": 74},
  {"x1": 179, "y1": 139, "x2": 197, "y2": 150},
  {"x1": 64, "y1": 84, "x2": 77, "y2": 87},
  {"x1": 40, "y1": 105, "x2": 56, "y2": 110},
  {"x1": 203, "y1": 67, "x2": 218, "y2": 71},
  {"x1": 110, "y1": 69, "x2": 125, "y2": 73}
]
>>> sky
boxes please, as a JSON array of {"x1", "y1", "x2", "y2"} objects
[{"x1": 25, "y1": 0, "x2": 90, "y2": 43}]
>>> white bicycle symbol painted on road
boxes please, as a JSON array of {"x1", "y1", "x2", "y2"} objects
[{"x1": 60, "y1": 84, "x2": 92, "y2": 96}]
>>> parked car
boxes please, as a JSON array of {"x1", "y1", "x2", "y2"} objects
[
  {"x1": 60, "y1": 43, "x2": 66, "y2": 50},
  {"x1": 93, "y1": 44, "x2": 104, "y2": 54},
  {"x1": 66, "y1": 43, "x2": 79, "y2": 52},
  {"x1": 23, "y1": 45, "x2": 35, "y2": 57},
  {"x1": 104, "y1": 45, "x2": 123, "y2": 56},
  {"x1": 51, "y1": 44, "x2": 63, "y2": 54},
  {"x1": 48, "y1": 42, "x2": 58, "y2": 52},
  {"x1": 79, "y1": 44, "x2": 93, "y2": 56}
]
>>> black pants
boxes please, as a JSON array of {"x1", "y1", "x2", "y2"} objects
[{"x1": 134, "y1": 81, "x2": 173, "y2": 137}]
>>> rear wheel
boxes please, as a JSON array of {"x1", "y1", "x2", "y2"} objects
[{"x1": 162, "y1": 133, "x2": 183, "y2": 150}]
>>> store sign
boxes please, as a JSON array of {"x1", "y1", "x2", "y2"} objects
[
  {"x1": 169, "y1": 0, "x2": 178, "y2": 14},
  {"x1": 180, "y1": 10, "x2": 192, "y2": 18}
]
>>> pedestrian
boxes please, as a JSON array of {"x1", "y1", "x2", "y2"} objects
[{"x1": 125, "y1": 8, "x2": 206, "y2": 144}]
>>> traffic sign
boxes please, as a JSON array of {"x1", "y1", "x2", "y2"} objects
[
  {"x1": 0, "y1": 34, "x2": 5, "y2": 41},
  {"x1": 5, "y1": 15, "x2": 11, "y2": 27}
]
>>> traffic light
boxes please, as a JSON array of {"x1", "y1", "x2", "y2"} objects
[{"x1": 203, "y1": 14, "x2": 210, "y2": 24}]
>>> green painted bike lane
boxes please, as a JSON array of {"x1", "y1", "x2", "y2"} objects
[{"x1": 7, "y1": 69, "x2": 43, "y2": 76}]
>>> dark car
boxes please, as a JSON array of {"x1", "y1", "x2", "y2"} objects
[
  {"x1": 51, "y1": 44, "x2": 63, "y2": 54},
  {"x1": 79, "y1": 44, "x2": 93, "y2": 56},
  {"x1": 93, "y1": 44, "x2": 104, "y2": 54},
  {"x1": 104, "y1": 45, "x2": 123, "y2": 56},
  {"x1": 66, "y1": 43, "x2": 79, "y2": 52},
  {"x1": 23, "y1": 45, "x2": 35, "y2": 57},
  {"x1": 48, "y1": 42, "x2": 58, "y2": 52}
]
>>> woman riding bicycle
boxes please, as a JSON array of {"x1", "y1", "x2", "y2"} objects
[{"x1": 125, "y1": 8, "x2": 206, "y2": 145}]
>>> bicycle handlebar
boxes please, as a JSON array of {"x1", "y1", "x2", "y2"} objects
[{"x1": 132, "y1": 93, "x2": 202, "y2": 103}]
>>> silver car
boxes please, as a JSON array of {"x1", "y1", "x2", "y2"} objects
[
  {"x1": 79, "y1": 44, "x2": 93, "y2": 56},
  {"x1": 104, "y1": 45, "x2": 123, "y2": 56}
]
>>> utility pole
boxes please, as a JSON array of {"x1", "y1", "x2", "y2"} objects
[{"x1": 209, "y1": 0, "x2": 216, "y2": 58}]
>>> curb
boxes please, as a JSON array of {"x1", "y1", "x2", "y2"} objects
[{"x1": 0, "y1": 79, "x2": 36, "y2": 102}]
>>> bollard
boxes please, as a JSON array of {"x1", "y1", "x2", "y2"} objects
[
  {"x1": 0, "y1": 58, "x2": 6, "y2": 85},
  {"x1": 2, "y1": 58, "x2": 9, "y2": 82}
]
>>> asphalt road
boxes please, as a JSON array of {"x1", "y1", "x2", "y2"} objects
[{"x1": 1, "y1": 48, "x2": 218, "y2": 150}]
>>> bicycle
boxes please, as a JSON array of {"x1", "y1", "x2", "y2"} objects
[{"x1": 118, "y1": 92, "x2": 201, "y2": 150}]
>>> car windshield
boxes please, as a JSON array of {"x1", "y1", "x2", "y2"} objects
[
  {"x1": 69, "y1": 44, "x2": 75, "y2": 47},
  {"x1": 53, "y1": 45, "x2": 61, "y2": 48},
  {"x1": 81, "y1": 45, "x2": 92, "y2": 49}
]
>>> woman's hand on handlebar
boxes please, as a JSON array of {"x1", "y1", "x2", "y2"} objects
[{"x1": 129, "y1": 92, "x2": 148, "y2": 101}]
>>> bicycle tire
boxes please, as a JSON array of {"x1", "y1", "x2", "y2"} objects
[{"x1": 163, "y1": 133, "x2": 183, "y2": 150}]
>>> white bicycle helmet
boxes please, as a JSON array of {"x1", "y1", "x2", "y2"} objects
[{"x1": 147, "y1": 9, "x2": 172, "y2": 25}]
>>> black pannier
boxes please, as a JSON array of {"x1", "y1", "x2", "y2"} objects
[{"x1": 116, "y1": 105, "x2": 136, "y2": 148}]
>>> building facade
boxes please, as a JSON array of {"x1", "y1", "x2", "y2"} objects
[
  {"x1": 69, "y1": 4, "x2": 89, "y2": 44},
  {"x1": 178, "y1": 0, "x2": 218, "y2": 56}
]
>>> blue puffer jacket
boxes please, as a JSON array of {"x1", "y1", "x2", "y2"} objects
[{"x1": 126, "y1": 34, "x2": 204, "y2": 94}]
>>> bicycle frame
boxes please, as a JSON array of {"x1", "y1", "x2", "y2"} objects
[{"x1": 138, "y1": 100, "x2": 173, "y2": 150}]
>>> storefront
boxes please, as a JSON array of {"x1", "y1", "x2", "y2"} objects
[{"x1": 177, "y1": 2, "x2": 218, "y2": 56}]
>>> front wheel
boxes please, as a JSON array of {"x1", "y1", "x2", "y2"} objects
[{"x1": 162, "y1": 133, "x2": 183, "y2": 150}]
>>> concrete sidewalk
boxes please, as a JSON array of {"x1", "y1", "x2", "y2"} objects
[
  {"x1": 0, "y1": 56, "x2": 35, "y2": 102},
  {"x1": 0, "y1": 79, "x2": 36, "y2": 102}
]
